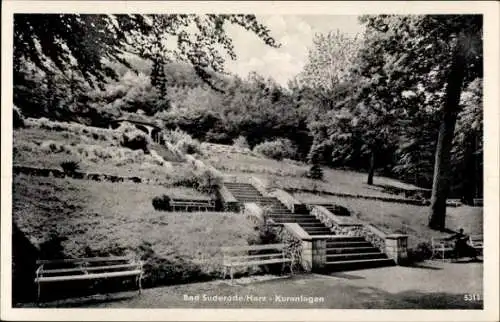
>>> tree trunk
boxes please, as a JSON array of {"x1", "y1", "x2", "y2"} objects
[
  {"x1": 461, "y1": 133, "x2": 477, "y2": 205},
  {"x1": 428, "y1": 47, "x2": 466, "y2": 231},
  {"x1": 367, "y1": 149, "x2": 375, "y2": 185}
]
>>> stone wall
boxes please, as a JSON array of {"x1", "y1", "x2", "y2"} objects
[
  {"x1": 269, "y1": 189, "x2": 303, "y2": 213},
  {"x1": 217, "y1": 186, "x2": 240, "y2": 212}
]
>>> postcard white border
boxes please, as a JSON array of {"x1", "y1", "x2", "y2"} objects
[{"x1": 2, "y1": 1, "x2": 499, "y2": 321}]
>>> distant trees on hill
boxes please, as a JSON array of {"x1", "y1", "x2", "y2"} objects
[{"x1": 13, "y1": 14, "x2": 483, "y2": 230}]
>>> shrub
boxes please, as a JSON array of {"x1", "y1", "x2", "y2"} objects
[
  {"x1": 176, "y1": 138, "x2": 201, "y2": 155},
  {"x1": 233, "y1": 136, "x2": 250, "y2": 150},
  {"x1": 13, "y1": 105, "x2": 24, "y2": 128},
  {"x1": 407, "y1": 242, "x2": 433, "y2": 263},
  {"x1": 164, "y1": 128, "x2": 192, "y2": 145},
  {"x1": 152, "y1": 195, "x2": 172, "y2": 211},
  {"x1": 193, "y1": 167, "x2": 223, "y2": 193},
  {"x1": 331, "y1": 204, "x2": 351, "y2": 217},
  {"x1": 121, "y1": 129, "x2": 150, "y2": 152},
  {"x1": 253, "y1": 138, "x2": 298, "y2": 160},
  {"x1": 308, "y1": 164, "x2": 324, "y2": 180},
  {"x1": 60, "y1": 161, "x2": 80, "y2": 174}
]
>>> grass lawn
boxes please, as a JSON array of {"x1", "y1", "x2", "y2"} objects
[
  {"x1": 12, "y1": 175, "x2": 259, "y2": 288},
  {"x1": 294, "y1": 192, "x2": 483, "y2": 247},
  {"x1": 201, "y1": 143, "x2": 425, "y2": 199}
]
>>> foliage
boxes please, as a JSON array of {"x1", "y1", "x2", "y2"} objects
[
  {"x1": 60, "y1": 160, "x2": 80, "y2": 174},
  {"x1": 152, "y1": 195, "x2": 172, "y2": 211},
  {"x1": 407, "y1": 242, "x2": 433, "y2": 263},
  {"x1": 176, "y1": 137, "x2": 201, "y2": 155},
  {"x1": 120, "y1": 128, "x2": 151, "y2": 152},
  {"x1": 233, "y1": 136, "x2": 250, "y2": 150},
  {"x1": 192, "y1": 167, "x2": 223, "y2": 194},
  {"x1": 307, "y1": 164, "x2": 324, "y2": 180},
  {"x1": 13, "y1": 105, "x2": 24, "y2": 128},
  {"x1": 253, "y1": 138, "x2": 298, "y2": 161}
]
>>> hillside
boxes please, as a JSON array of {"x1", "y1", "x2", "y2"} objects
[{"x1": 11, "y1": 119, "x2": 483, "y2": 304}]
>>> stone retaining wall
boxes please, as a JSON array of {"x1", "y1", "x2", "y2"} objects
[{"x1": 269, "y1": 189, "x2": 304, "y2": 213}]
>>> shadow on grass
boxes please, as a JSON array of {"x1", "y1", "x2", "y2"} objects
[{"x1": 328, "y1": 272, "x2": 366, "y2": 280}]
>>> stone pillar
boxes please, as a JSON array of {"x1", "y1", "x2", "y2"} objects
[
  {"x1": 385, "y1": 234, "x2": 409, "y2": 265},
  {"x1": 312, "y1": 239, "x2": 327, "y2": 270},
  {"x1": 301, "y1": 239, "x2": 313, "y2": 272}
]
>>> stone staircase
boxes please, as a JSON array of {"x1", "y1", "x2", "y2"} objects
[
  {"x1": 223, "y1": 182, "x2": 395, "y2": 271},
  {"x1": 324, "y1": 236, "x2": 394, "y2": 271},
  {"x1": 224, "y1": 182, "x2": 332, "y2": 235}
]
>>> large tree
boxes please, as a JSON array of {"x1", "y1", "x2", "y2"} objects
[{"x1": 358, "y1": 15, "x2": 482, "y2": 230}]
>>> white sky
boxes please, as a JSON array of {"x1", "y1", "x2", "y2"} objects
[{"x1": 224, "y1": 15, "x2": 365, "y2": 87}]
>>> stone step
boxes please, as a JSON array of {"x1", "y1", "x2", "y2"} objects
[
  {"x1": 303, "y1": 226, "x2": 333, "y2": 231},
  {"x1": 326, "y1": 246, "x2": 380, "y2": 254},
  {"x1": 324, "y1": 258, "x2": 395, "y2": 271},
  {"x1": 326, "y1": 252, "x2": 387, "y2": 262},
  {"x1": 296, "y1": 222, "x2": 331, "y2": 227},
  {"x1": 270, "y1": 215, "x2": 321, "y2": 220},
  {"x1": 325, "y1": 236, "x2": 366, "y2": 242},
  {"x1": 271, "y1": 220, "x2": 324, "y2": 225},
  {"x1": 228, "y1": 189, "x2": 264, "y2": 198},
  {"x1": 308, "y1": 230, "x2": 336, "y2": 235},
  {"x1": 327, "y1": 241, "x2": 373, "y2": 248}
]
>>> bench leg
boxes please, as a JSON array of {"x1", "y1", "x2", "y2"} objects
[{"x1": 37, "y1": 282, "x2": 41, "y2": 304}]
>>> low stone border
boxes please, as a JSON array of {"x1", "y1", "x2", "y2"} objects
[
  {"x1": 13, "y1": 165, "x2": 163, "y2": 184},
  {"x1": 288, "y1": 187, "x2": 429, "y2": 206}
]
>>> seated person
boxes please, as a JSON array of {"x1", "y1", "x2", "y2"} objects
[{"x1": 446, "y1": 228, "x2": 478, "y2": 261}]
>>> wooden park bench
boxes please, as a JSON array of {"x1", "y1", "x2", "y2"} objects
[
  {"x1": 469, "y1": 234, "x2": 483, "y2": 256},
  {"x1": 431, "y1": 234, "x2": 483, "y2": 261},
  {"x1": 473, "y1": 198, "x2": 483, "y2": 206},
  {"x1": 171, "y1": 199, "x2": 215, "y2": 212},
  {"x1": 221, "y1": 243, "x2": 293, "y2": 284},
  {"x1": 34, "y1": 256, "x2": 143, "y2": 302},
  {"x1": 430, "y1": 237, "x2": 455, "y2": 261}
]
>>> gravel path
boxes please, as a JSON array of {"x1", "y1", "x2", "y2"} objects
[{"x1": 30, "y1": 260, "x2": 482, "y2": 309}]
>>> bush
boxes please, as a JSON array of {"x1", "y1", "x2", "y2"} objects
[
  {"x1": 331, "y1": 204, "x2": 351, "y2": 216},
  {"x1": 13, "y1": 105, "x2": 24, "y2": 128},
  {"x1": 193, "y1": 167, "x2": 223, "y2": 193},
  {"x1": 253, "y1": 138, "x2": 298, "y2": 160},
  {"x1": 407, "y1": 242, "x2": 433, "y2": 263},
  {"x1": 60, "y1": 161, "x2": 80, "y2": 174},
  {"x1": 152, "y1": 195, "x2": 172, "y2": 211},
  {"x1": 176, "y1": 138, "x2": 201, "y2": 155},
  {"x1": 121, "y1": 129, "x2": 150, "y2": 152},
  {"x1": 233, "y1": 136, "x2": 250, "y2": 149},
  {"x1": 164, "y1": 128, "x2": 192, "y2": 145},
  {"x1": 308, "y1": 164, "x2": 324, "y2": 180}
]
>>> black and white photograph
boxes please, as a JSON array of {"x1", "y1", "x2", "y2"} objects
[{"x1": 1, "y1": 1, "x2": 499, "y2": 321}]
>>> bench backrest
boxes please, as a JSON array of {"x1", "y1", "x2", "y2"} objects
[
  {"x1": 222, "y1": 244, "x2": 288, "y2": 265},
  {"x1": 36, "y1": 256, "x2": 133, "y2": 266},
  {"x1": 469, "y1": 235, "x2": 483, "y2": 247},
  {"x1": 222, "y1": 243, "x2": 287, "y2": 254},
  {"x1": 431, "y1": 237, "x2": 454, "y2": 248}
]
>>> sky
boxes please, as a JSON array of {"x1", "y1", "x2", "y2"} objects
[{"x1": 224, "y1": 15, "x2": 365, "y2": 87}]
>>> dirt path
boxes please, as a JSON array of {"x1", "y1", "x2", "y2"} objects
[{"x1": 29, "y1": 261, "x2": 482, "y2": 309}]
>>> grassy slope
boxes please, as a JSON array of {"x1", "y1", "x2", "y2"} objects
[
  {"x1": 200, "y1": 143, "x2": 423, "y2": 199},
  {"x1": 13, "y1": 126, "x2": 186, "y2": 180},
  {"x1": 295, "y1": 192, "x2": 483, "y2": 247},
  {"x1": 13, "y1": 175, "x2": 258, "y2": 285}
]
